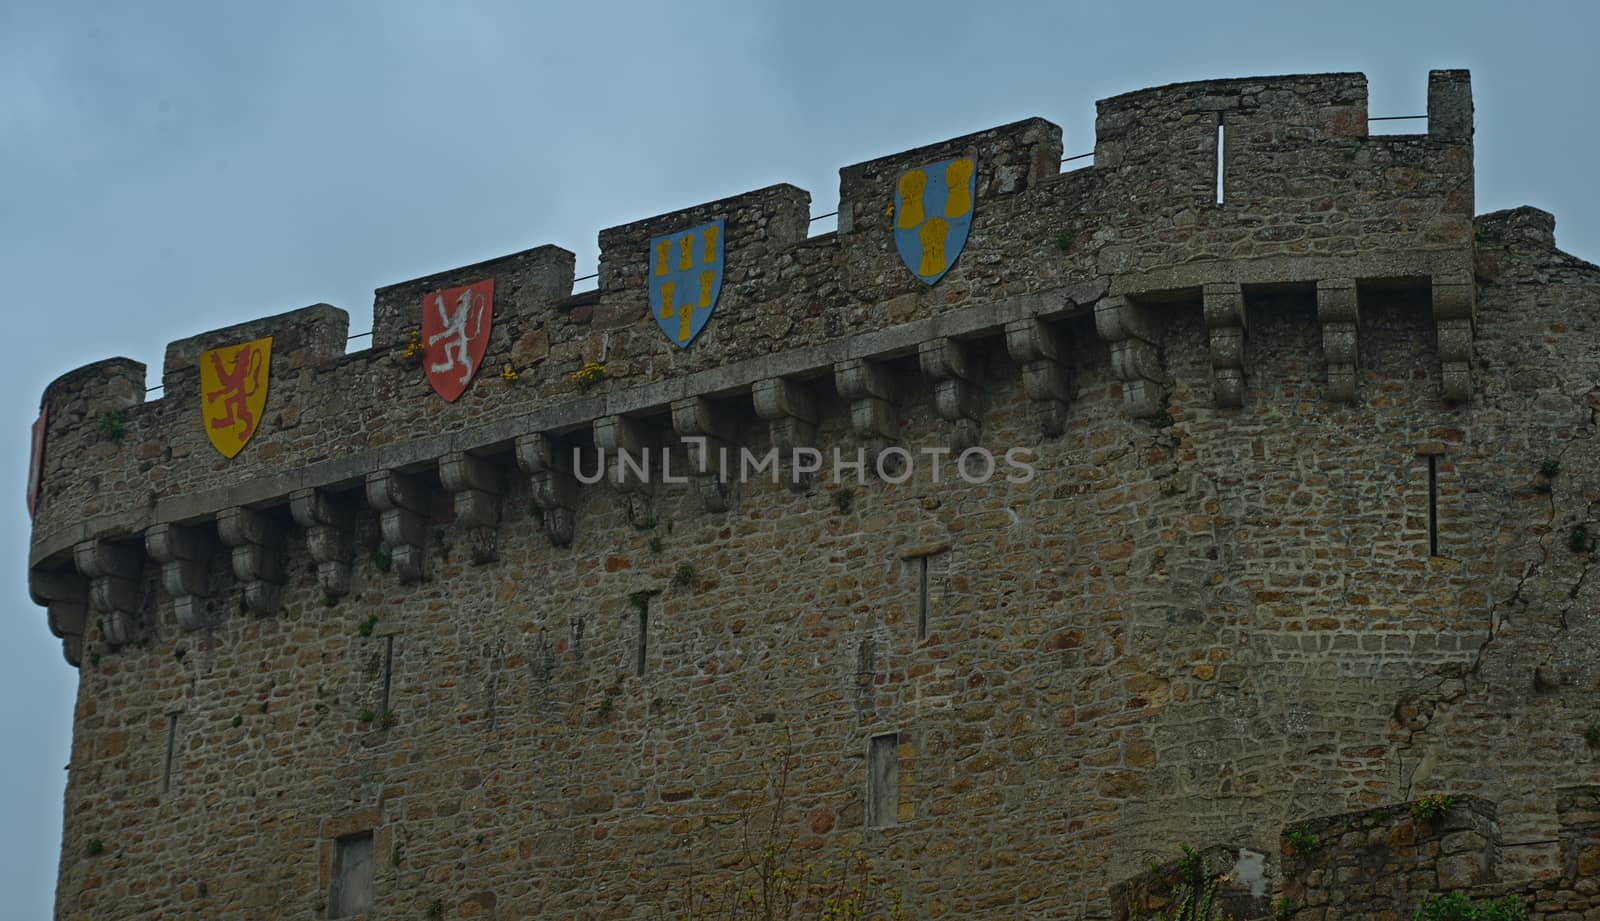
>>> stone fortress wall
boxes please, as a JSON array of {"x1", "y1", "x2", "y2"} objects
[{"x1": 26, "y1": 69, "x2": 1600, "y2": 918}]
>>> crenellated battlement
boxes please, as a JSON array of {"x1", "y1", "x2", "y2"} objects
[
  {"x1": 27, "y1": 70, "x2": 1483, "y2": 666},
  {"x1": 35, "y1": 66, "x2": 1600, "y2": 921}
]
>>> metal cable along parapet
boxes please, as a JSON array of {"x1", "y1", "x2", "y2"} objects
[{"x1": 39, "y1": 72, "x2": 1584, "y2": 921}]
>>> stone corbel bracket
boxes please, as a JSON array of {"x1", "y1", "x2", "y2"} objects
[
  {"x1": 30, "y1": 568, "x2": 88, "y2": 666},
  {"x1": 1094, "y1": 296, "x2": 1166, "y2": 418},
  {"x1": 1317, "y1": 278, "x2": 1360, "y2": 403},
  {"x1": 671, "y1": 396, "x2": 736, "y2": 513},
  {"x1": 1203, "y1": 282, "x2": 1247, "y2": 408},
  {"x1": 217, "y1": 507, "x2": 286, "y2": 614},
  {"x1": 515, "y1": 433, "x2": 579, "y2": 547},
  {"x1": 1433, "y1": 275, "x2": 1475, "y2": 403},
  {"x1": 365, "y1": 470, "x2": 430, "y2": 583},
  {"x1": 289, "y1": 488, "x2": 356, "y2": 596},
  {"x1": 73, "y1": 538, "x2": 144, "y2": 648},
  {"x1": 440, "y1": 451, "x2": 503, "y2": 565},
  {"x1": 1004, "y1": 317, "x2": 1071, "y2": 437},
  {"x1": 835, "y1": 358, "x2": 898, "y2": 473},
  {"x1": 918, "y1": 338, "x2": 983, "y2": 451},
  {"x1": 146, "y1": 522, "x2": 216, "y2": 632},
  {"x1": 594, "y1": 415, "x2": 655, "y2": 528},
  {"x1": 752, "y1": 377, "x2": 819, "y2": 492}
]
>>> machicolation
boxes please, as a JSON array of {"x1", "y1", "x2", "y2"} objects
[{"x1": 26, "y1": 69, "x2": 1600, "y2": 919}]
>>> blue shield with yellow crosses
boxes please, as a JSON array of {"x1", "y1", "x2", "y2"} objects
[
  {"x1": 893, "y1": 157, "x2": 976, "y2": 285},
  {"x1": 649, "y1": 219, "x2": 724, "y2": 348}
]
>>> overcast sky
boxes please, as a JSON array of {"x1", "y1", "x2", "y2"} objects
[{"x1": 4, "y1": 1, "x2": 1598, "y2": 915}]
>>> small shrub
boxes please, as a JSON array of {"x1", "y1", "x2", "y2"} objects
[
  {"x1": 96, "y1": 411, "x2": 126, "y2": 444},
  {"x1": 1412, "y1": 891, "x2": 1526, "y2": 921},
  {"x1": 832, "y1": 487, "x2": 856, "y2": 514},
  {"x1": 357, "y1": 614, "x2": 379, "y2": 638},
  {"x1": 89, "y1": 652, "x2": 101, "y2": 667},
  {"x1": 597, "y1": 696, "x2": 614, "y2": 719},
  {"x1": 1569, "y1": 524, "x2": 1592, "y2": 553},
  {"x1": 643, "y1": 729, "x2": 908, "y2": 921},
  {"x1": 527, "y1": 503, "x2": 544, "y2": 523},
  {"x1": 1148, "y1": 408, "x2": 1176, "y2": 429},
  {"x1": 370, "y1": 549, "x2": 392, "y2": 573},
  {"x1": 628, "y1": 589, "x2": 656, "y2": 616},
  {"x1": 390, "y1": 842, "x2": 405, "y2": 867},
  {"x1": 1411, "y1": 793, "x2": 1456, "y2": 821},
  {"x1": 1053, "y1": 229, "x2": 1076, "y2": 252},
  {"x1": 1585, "y1": 723, "x2": 1600, "y2": 746},
  {"x1": 1283, "y1": 824, "x2": 1320, "y2": 856},
  {"x1": 647, "y1": 535, "x2": 663, "y2": 554},
  {"x1": 673, "y1": 563, "x2": 696, "y2": 588},
  {"x1": 85, "y1": 839, "x2": 103, "y2": 857},
  {"x1": 427, "y1": 899, "x2": 443, "y2": 919},
  {"x1": 231, "y1": 714, "x2": 243, "y2": 728},
  {"x1": 1540, "y1": 456, "x2": 1561, "y2": 478},
  {"x1": 1148, "y1": 844, "x2": 1229, "y2": 921},
  {"x1": 322, "y1": 592, "x2": 339, "y2": 609},
  {"x1": 379, "y1": 710, "x2": 397, "y2": 729},
  {"x1": 1274, "y1": 897, "x2": 1297, "y2": 919},
  {"x1": 358, "y1": 709, "x2": 376, "y2": 724}
]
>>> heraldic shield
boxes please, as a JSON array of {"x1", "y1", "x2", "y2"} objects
[
  {"x1": 893, "y1": 157, "x2": 976, "y2": 285},
  {"x1": 201, "y1": 336, "x2": 272, "y2": 458},
  {"x1": 421, "y1": 279, "x2": 494, "y2": 402},
  {"x1": 27, "y1": 406, "x2": 46, "y2": 518},
  {"x1": 649, "y1": 219, "x2": 724, "y2": 348}
]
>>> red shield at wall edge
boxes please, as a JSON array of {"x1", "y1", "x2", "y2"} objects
[
  {"x1": 27, "y1": 405, "x2": 46, "y2": 518},
  {"x1": 420, "y1": 279, "x2": 494, "y2": 402}
]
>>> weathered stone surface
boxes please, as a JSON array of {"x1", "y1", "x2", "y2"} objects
[
  {"x1": 25, "y1": 69, "x2": 1600, "y2": 921},
  {"x1": 1276, "y1": 789, "x2": 1600, "y2": 920}
]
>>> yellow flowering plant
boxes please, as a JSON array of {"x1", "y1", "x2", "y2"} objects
[
  {"x1": 400, "y1": 329, "x2": 422, "y2": 362},
  {"x1": 572, "y1": 361, "x2": 606, "y2": 387}
]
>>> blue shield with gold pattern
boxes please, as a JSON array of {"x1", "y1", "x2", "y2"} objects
[
  {"x1": 649, "y1": 220, "x2": 724, "y2": 348},
  {"x1": 893, "y1": 157, "x2": 975, "y2": 285}
]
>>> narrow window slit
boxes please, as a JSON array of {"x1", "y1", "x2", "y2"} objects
[
  {"x1": 636, "y1": 605, "x2": 649, "y2": 677},
  {"x1": 916, "y1": 556, "x2": 929, "y2": 641},
  {"x1": 1427, "y1": 455, "x2": 1439, "y2": 556},
  {"x1": 161, "y1": 713, "x2": 178, "y2": 793},
  {"x1": 1215, "y1": 112, "x2": 1227, "y2": 204},
  {"x1": 905, "y1": 550, "x2": 946, "y2": 639},
  {"x1": 379, "y1": 635, "x2": 394, "y2": 715}
]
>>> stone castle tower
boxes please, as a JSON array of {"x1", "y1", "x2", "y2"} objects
[{"x1": 26, "y1": 70, "x2": 1600, "y2": 919}]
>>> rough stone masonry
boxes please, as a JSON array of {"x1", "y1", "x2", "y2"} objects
[{"x1": 25, "y1": 70, "x2": 1600, "y2": 919}]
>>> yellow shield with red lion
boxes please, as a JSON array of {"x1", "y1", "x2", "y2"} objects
[{"x1": 200, "y1": 337, "x2": 272, "y2": 458}]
